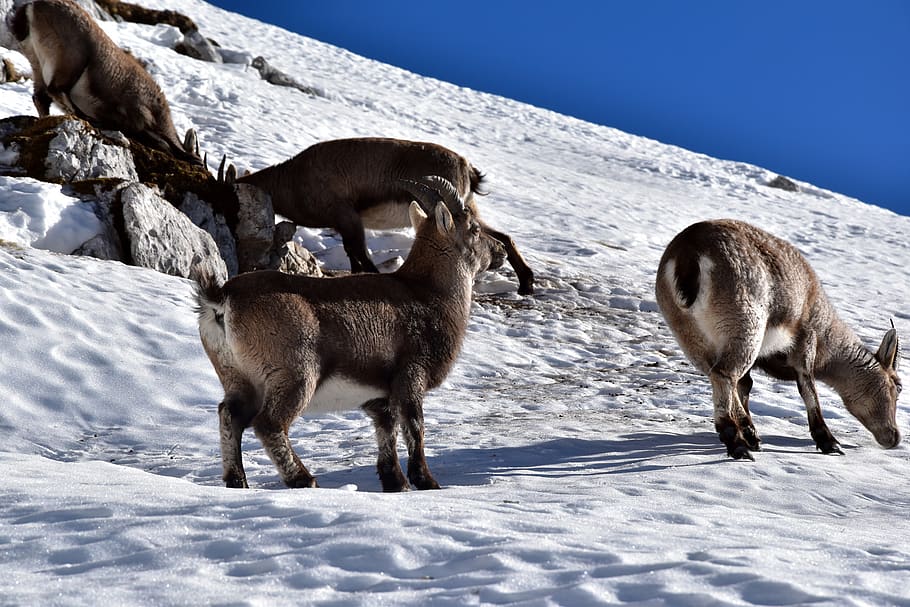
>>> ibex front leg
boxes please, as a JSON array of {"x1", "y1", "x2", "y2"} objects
[
  {"x1": 793, "y1": 331, "x2": 842, "y2": 454},
  {"x1": 393, "y1": 371, "x2": 440, "y2": 490}
]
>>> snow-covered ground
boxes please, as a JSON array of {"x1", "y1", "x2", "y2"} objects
[{"x1": 2, "y1": 1, "x2": 910, "y2": 605}]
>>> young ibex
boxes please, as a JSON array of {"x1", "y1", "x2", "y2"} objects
[
  {"x1": 9, "y1": 0, "x2": 203, "y2": 165},
  {"x1": 196, "y1": 176, "x2": 506, "y2": 491},
  {"x1": 656, "y1": 219, "x2": 901, "y2": 459},
  {"x1": 234, "y1": 137, "x2": 535, "y2": 294}
]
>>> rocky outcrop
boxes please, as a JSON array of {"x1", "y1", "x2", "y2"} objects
[
  {"x1": 122, "y1": 182, "x2": 227, "y2": 281},
  {"x1": 0, "y1": 115, "x2": 321, "y2": 280}
]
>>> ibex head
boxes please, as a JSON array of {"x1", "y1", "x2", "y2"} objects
[
  {"x1": 400, "y1": 176, "x2": 506, "y2": 275},
  {"x1": 844, "y1": 327, "x2": 902, "y2": 448}
]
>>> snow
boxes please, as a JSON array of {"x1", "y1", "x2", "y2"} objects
[{"x1": 2, "y1": 1, "x2": 910, "y2": 605}]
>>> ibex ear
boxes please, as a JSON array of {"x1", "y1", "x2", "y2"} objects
[
  {"x1": 434, "y1": 201, "x2": 455, "y2": 235},
  {"x1": 408, "y1": 201, "x2": 428, "y2": 230},
  {"x1": 876, "y1": 327, "x2": 900, "y2": 371}
]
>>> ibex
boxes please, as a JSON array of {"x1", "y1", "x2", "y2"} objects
[
  {"x1": 9, "y1": 0, "x2": 203, "y2": 165},
  {"x1": 656, "y1": 219, "x2": 901, "y2": 459},
  {"x1": 233, "y1": 137, "x2": 535, "y2": 294},
  {"x1": 196, "y1": 176, "x2": 506, "y2": 491}
]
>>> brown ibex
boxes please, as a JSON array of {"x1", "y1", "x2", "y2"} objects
[
  {"x1": 196, "y1": 176, "x2": 505, "y2": 491},
  {"x1": 233, "y1": 137, "x2": 535, "y2": 294},
  {"x1": 656, "y1": 219, "x2": 901, "y2": 459},
  {"x1": 9, "y1": 0, "x2": 203, "y2": 165}
]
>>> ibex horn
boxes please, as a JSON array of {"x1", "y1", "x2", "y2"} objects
[
  {"x1": 415, "y1": 175, "x2": 465, "y2": 213},
  {"x1": 398, "y1": 177, "x2": 443, "y2": 215}
]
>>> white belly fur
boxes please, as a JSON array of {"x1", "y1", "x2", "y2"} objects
[
  {"x1": 758, "y1": 326, "x2": 795, "y2": 357},
  {"x1": 305, "y1": 375, "x2": 387, "y2": 415}
]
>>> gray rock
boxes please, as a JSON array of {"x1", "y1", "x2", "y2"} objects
[
  {"x1": 277, "y1": 240, "x2": 323, "y2": 277},
  {"x1": 234, "y1": 182, "x2": 275, "y2": 272},
  {"x1": 45, "y1": 119, "x2": 139, "y2": 183},
  {"x1": 178, "y1": 191, "x2": 238, "y2": 276},
  {"x1": 122, "y1": 183, "x2": 227, "y2": 282},
  {"x1": 177, "y1": 29, "x2": 222, "y2": 63}
]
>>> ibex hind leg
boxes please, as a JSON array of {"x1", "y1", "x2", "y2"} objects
[
  {"x1": 736, "y1": 372, "x2": 762, "y2": 451},
  {"x1": 253, "y1": 379, "x2": 319, "y2": 488},
  {"x1": 709, "y1": 372, "x2": 755, "y2": 461},
  {"x1": 362, "y1": 398, "x2": 409, "y2": 492},
  {"x1": 219, "y1": 383, "x2": 260, "y2": 489}
]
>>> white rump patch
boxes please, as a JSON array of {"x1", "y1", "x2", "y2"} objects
[
  {"x1": 758, "y1": 326, "x2": 795, "y2": 357},
  {"x1": 361, "y1": 201, "x2": 411, "y2": 230},
  {"x1": 306, "y1": 376, "x2": 386, "y2": 415}
]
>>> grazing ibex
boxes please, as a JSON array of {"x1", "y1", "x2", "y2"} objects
[
  {"x1": 234, "y1": 137, "x2": 535, "y2": 294},
  {"x1": 656, "y1": 219, "x2": 901, "y2": 459},
  {"x1": 196, "y1": 176, "x2": 505, "y2": 491},
  {"x1": 9, "y1": 0, "x2": 203, "y2": 165}
]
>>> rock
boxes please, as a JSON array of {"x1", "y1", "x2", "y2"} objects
[
  {"x1": 178, "y1": 191, "x2": 238, "y2": 276},
  {"x1": 277, "y1": 240, "x2": 323, "y2": 277},
  {"x1": 234, "y1": 182, "x2": 275, "y2": 272},
  {"x1": 70, "y1": 183, "x2": 125, "y2": 261},
  {"x1": 45, "y1": 119, "x2": 139, "y2": 183},
  {"x1": 176, "y1": 29, "x2": 222, "y2": 63},
  {"x1": 122, "y1": 183, "x2": 227, "y2": 282},
  {"x1": 767, "y1": 175, "x2": 799, "y2": 192}
]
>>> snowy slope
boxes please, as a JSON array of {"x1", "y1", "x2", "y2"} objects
[{"x1": 2, "y1": 1, "x2": 910, "y2": 605}]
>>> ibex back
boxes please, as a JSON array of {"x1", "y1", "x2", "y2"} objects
[
  {"x1": 196, "y1": 176, "x2": 505, "y2": 491},
  {"x1": 656, "y1": 219, "x2": 901, "y2": 459}
]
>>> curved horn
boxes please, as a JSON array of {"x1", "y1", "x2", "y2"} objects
[
  {"x1": 416, "y1": 175, "x2": 465, "y2": 213},
  {"x1": 398, "y1": 178, "x2": 442, "y2": 215}
]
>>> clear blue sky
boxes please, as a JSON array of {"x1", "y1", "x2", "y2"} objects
[{"x1": 210, "y1": 1, "x2": 910, "y2": 216}]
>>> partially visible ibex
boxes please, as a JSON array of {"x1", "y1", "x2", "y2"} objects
[
  {"x1": 9, "y1": 0, "x2": 203, "y2": 165},
  {"x1": 196, "y1": 176, "x2": 505, "y2": 491},
  {"x1": 233, "y1": 137, "x2": 535, "y2": 294},
  {"x1": 656, "y1": 219, "x2": 902, "y2": 459}
]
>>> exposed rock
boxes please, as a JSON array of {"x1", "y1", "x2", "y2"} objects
[
  {"x1": 0, "y1": 115, "x2": 293, "y2": 282},
  {"x1": 277, "y1": 240, "x2": 323, "y2": 277},
  {"x1": 251, "y1": 56, "x2": 321, "y2": 97},
  {"x1": 768, "y1": 175, "x2": 799, "y2": 192},
  {"x1": 178, "y1": 191, "x2": 238, "y2": 276},
  {"x1": 70, "y1": 183, "x2": 126, "y2": 261},
  {"x1": 45, "y1": 119, "x2": 139, "y2": 183},
  {"x1": 175, "y1": 29, "x2": 222, "y2": 63},
  {"x1": 234, "y1": 182, "x2": 275, "y2": 272},
  {"x1": 122, "y1": 183, "x2": 227, "y2": 282},
  {"x1": 95, "y1": 0, "x2": 195, "y2": 33}
]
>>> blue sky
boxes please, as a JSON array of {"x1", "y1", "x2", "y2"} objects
[{"x1": 209, "y1": 1, "x2": 909, "y2": 216}]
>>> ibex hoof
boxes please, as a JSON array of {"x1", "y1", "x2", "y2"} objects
[
  {"x1": 224, "y1": 476, "x2": 249, "y2": 489},
  {"x1": 816, "y1": 441, "x2": 844, "y2": 455},
  {"x1": 287, "y1": 475, "x2": 319, "y2": 489},
  {"x1": 730, "y1": 446, "x2": 755, "y2": 461}
]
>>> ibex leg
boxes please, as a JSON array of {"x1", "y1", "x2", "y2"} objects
[{"x1": 362, "y1": 398, "x2": 409, "y2": 492}]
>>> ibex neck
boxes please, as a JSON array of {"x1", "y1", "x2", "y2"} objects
[{"x1": 815, "y1": 320, "x2": 878, "y2": 395}]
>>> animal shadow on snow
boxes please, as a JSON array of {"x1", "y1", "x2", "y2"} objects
[{"x1": 317, "y1": 431, "x2": 745, "y2": 491}]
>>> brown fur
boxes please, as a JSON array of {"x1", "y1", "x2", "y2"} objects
[
  {"x1": 656, "y1": 219, "x2": 901, "y2": 458},
  {"x1": 11, "y1": 0, "x2": 202, "y2": 165},
  {"x1": 237, "y1": 137, "x2": 534, "y2": 294},
  {"x1": 196, "y1": 179, "x2": 505, "y2": 491}
]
